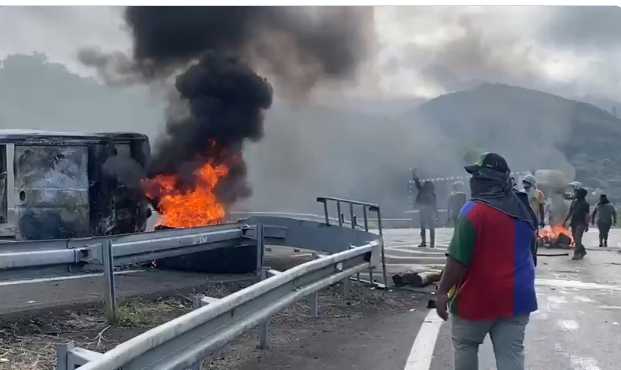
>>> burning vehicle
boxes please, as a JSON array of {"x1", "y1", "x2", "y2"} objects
[
  {"x1": 0, "y1": 130, "x2": 151, "y2": 240},
  {"x1": 0, "y1": 129, "x2": 257, "y2": 273}
]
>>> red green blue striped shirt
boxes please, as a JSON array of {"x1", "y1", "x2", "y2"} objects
[{"x1": 448, "y1": 200, "x2": 538, "y2": 320}]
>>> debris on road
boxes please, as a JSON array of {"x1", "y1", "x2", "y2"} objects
[{"x1": 392, "y1": 271, "x2": 442, "y2": 287}]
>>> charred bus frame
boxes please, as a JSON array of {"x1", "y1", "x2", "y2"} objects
[{"x1": 0, "y1": 130, "x2": 150, "y2": 240}]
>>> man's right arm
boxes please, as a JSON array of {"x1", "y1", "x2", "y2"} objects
[
  {"x1": 414, "y1": 177, "x2": 422, "y2": 190},
  {"x1": 436, "y1": 257, "x2": 467, "y2": 320},
  {"x1": 436, "y1": 205, "x2": 477, "y2": 320}
]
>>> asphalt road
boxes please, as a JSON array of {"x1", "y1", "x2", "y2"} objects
[
  {"x1": 228, "y1": 228, "x2": 621, "y2": 370},
  {"x1": 2, "y1": 227, "x2": 621, "y2": 369}
]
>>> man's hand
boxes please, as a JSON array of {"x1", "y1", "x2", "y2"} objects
[{"x1": 435, "y1": 292, "x2": 449, "y2": 321}]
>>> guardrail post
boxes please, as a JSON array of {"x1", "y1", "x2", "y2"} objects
[
  {"x1": 363, "y1": 206, "x2": 369, "y2": 232},
  {"x1": 255, "y1": 223, "x2": 264, "y2": 278},
  {"x1": 375, "y1": 207, "x2": 388, "y2": 288},
  {"x1": 56, "y1": 342, "x2": 72, "y2": 370},
  {"x1": 311, "y1": 291, "x2": 319, "y2": 318},
  {"x1": 321, "y1": 199, "x2": 330, "y2": 226},
  {"x1": 343, "y1": 277, "x2": 351, "y2": 300},
  {"x1": 258, "y1": 317, "x2": 270, "y2": 350},
  {"x1": 349, "y1": 203, "x2": 355, "y2": 229},
  {"x1": 341, "y1": 255, "x2": 351, "y2": 300},
  {"x1": 102, "y1": 239, "x2": 118, "y2": 324},
  {"x1": 192, "y1": 295, "x2": 202, "y2": 309},
  {"x1": 336, "y1": 201, "x2": 343, "y2": 227},
  {"x1": 257, "y1": 266, "x2": 270, "y2": 349}
]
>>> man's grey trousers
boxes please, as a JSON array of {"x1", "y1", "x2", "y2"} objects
[{"x1": 451, "y1": 315, "x2": 530, "y2": 370}]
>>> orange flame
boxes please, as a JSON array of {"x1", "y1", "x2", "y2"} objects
[
  {"x1": 143, "y1": 162, "x2": 229, "y2": 228},
  {"x1": 538, "y1": 225, "x2": 574, "y2": 246}
]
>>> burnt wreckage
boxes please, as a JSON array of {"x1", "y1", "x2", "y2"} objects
[
  {"x1": 0, "y1": 130, "x2": 259, "y2": 273},
  {"x1": 0, "y1": 130, "x2": 151, "y2": 240}
]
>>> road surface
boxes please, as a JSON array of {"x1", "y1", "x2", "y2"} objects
[
  {"x1": 227, "y1": 227, "x2": 621, "y2": 370},
  {"x1": 1, "y1": 227, "x2": 620, "y2": 369}
]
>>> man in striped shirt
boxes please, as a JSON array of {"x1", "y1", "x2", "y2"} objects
[{"x1": 436, "y1": 152, "x2": 538, "y2": 370}]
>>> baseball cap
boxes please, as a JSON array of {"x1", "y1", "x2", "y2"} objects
[{"x1": 465, "y1": 152, "x2": 510, "y2": 174}]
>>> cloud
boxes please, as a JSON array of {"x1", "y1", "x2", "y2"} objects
[
  {"x1": 2, "y1": 6, "x2": 621, "y2": 105},
  {"x1": 0, "y1": 6, "x2": 129, "y2": 77},
  {"x1": 375, "y1": 6, "x2": 621, "y2": 103},
  {"x1": 542, "y1": 6, "x2": 621, "y2": 49}
]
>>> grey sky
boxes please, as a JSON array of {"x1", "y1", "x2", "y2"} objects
[{"x1": 1, "y1": 6, "x2": 620, "y2": 103}]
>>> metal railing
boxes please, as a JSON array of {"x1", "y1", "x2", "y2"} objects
[
  {"x1": 0, "y1": 223, "x2": 246, "y2": 270},
  {"x1": 316, "y1": 196, "x2": 387, "y2": 288},
  {"x1": 58, "y1": 240, "x2": 379, "y2": 370},
  {"x1": 0, "y1": 223, "x2": 264, "y2": 322}
]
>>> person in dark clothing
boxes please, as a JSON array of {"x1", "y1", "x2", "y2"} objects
[
  {"x1": 448, "y1": 181, "x2": 467, "y2": 226},
  {"x1": 592, "y1": 194, "x2": 617, "y2": 247},
  {"x1": 564, "y1": 187, "x2": 590, "y2": 260},
  {"x1": 413, "y1": 173, "x2": 437, "y2": 248}
]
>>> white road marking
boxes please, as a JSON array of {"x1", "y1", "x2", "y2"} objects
[
  {"x1": 536, "y1": 279, "x2": 621, "y2": 291},
  {"x1": 0, "y1": 270, "x2": 144, "y2": 287},
  {"x1": 570, "y1": 356, "x2": 600, "y2": 370},
  {"x1": 404, "y1": 310, "x2": 444, "y2": 370},
  {"x1": 385, "y1": 255, "x2": 447, "y2": 261},
  {"x1": 557, "y1": 319, "x2": 579, "y2": 331},
  {"x1": 547, "y1": 295, "x2": 568, "y2": 304},
  {"x1": 573, "y1": 296, "x2": 595, "y2": 303},
  {"x1": 385, "y1": 249, "x2": 448, "y2": 256},
  {"x1": 389, "y1": 245, "x2": 448, "y2": 251},
  {"x1": 599, "y1": 305, "x2": 621, "y2": 310},
  {"x1": 385, "y1": 263, "x2": 445, "y2": 269}
]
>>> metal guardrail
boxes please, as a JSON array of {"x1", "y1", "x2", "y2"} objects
[
  {"x1": 0, "y1": 247, "x2": 83, "y2": 269},
  {"x1": 232, "y1": 210, "x2": 412, "y2": 229},
  {"x1": 410, "y1": 170, "x2": 530, "y2": 184},
  {"x1": 56, "y1": 343, "x2": 103, "y2": 370},
  {"x1": 0, "y1": 223, "x2": 247, "y2": 271},
  {"x1": 316, "y1": 196, "x2": 387, "y2": 288},
  {"x1": 58, "y1": 240, "x2": 379, "y2": 370},
  {"x1": 0, "y1": 223, "x2": 264, "y2": 322}
]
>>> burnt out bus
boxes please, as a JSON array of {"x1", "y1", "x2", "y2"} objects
[{"x1": 0, "y1": 130, "x2": 151, "y2": 240}]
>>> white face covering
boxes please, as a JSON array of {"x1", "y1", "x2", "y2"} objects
[{"x1": 524, "y1": 184, "x2": 536, "y2": 198}]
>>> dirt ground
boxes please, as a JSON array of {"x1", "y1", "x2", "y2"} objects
[
  {"x1": 0, "y1": 280, "x2": 428, "y2": 370},
  {"x1": 0, "y1": 280, "x2": 250, "y2": 370}
]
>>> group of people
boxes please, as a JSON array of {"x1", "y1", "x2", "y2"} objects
[
  {"x1": 564, "y1": 188, "x2": 617, "y2": 259},
  {"x1": 414, "y1": 152, "x2": 617, "y2": 370},
  {"x1": 412, "y1": 167, "x2": 617, "y2": 259}
]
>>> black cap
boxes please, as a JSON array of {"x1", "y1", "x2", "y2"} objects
[{"x1": 465, "y1": 152, "x2": 510, "y2": 174}]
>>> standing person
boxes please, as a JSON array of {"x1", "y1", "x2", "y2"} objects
[
  {"x1": 413, "y1": 171, "x2": 437, "y2": 248},
  {"x1": 522, "y1": 174, "x2": 545, "y2": 228},
  {"x1": 436, "y1": 152, "x2": 538, "y2": 370},
  {"x1": 592, "y1": 194, "x2": 617, "y2": 247},
  {"x1": 564, "y1": 187, "x2": 590, "y2": 260},
  {"x1": 448, "y1": 181, "x2": 467, "y2": 226}
]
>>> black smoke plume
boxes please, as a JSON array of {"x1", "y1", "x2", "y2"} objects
[
  {"x1": 152, "y1": 53, "x2": 272, "y2": 204},
  {"x1": 82, "y1": 6, "x2": 373, "y2": 208},
  {"x1": 122, "y1": 7, "x2": 372, "y2": 88}
]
